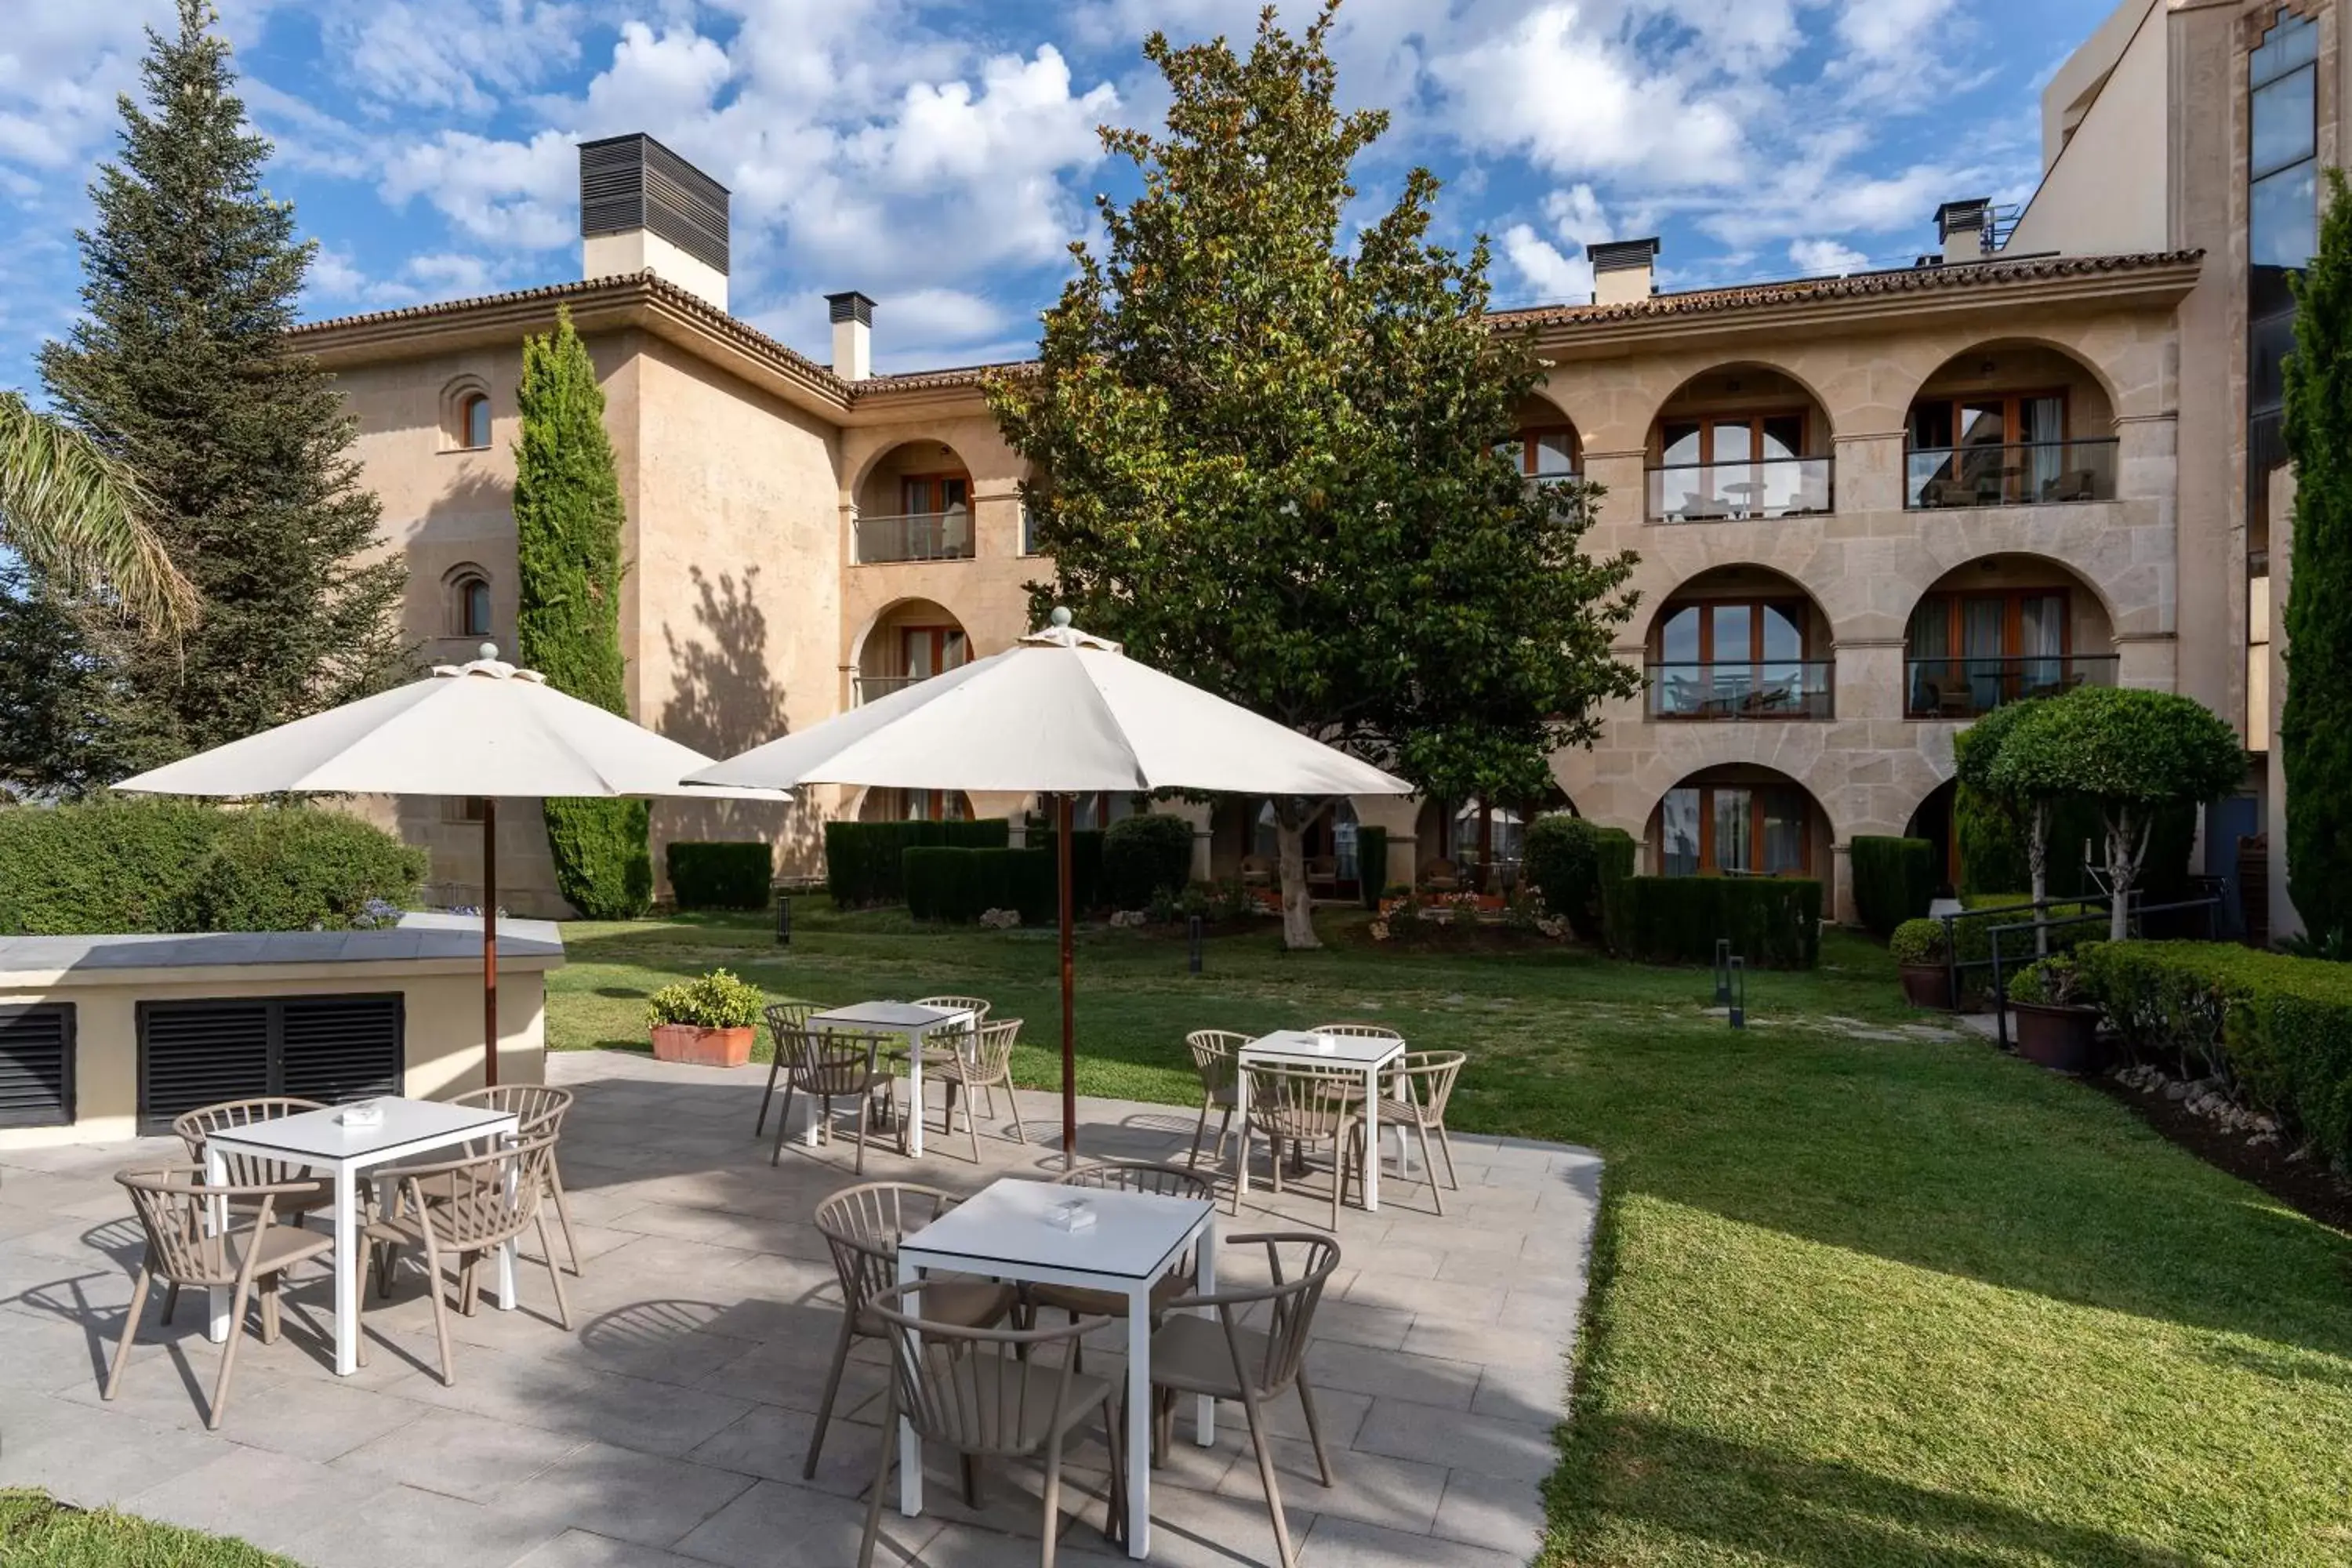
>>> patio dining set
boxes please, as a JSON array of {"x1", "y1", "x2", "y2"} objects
[{"x1": 93, "y1": 991, "x2": 1470, "y2": 1566}]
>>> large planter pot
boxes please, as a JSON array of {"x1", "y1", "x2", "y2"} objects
[
  {"x1": 2010, "y1": 1002, "x2": 2105, "y2": 1074},
  {"x1": 649, "y1": 1022, "x2": 753, "y2": 1068},
  {"x1": 1898, "y1": 963, "x2": 1953, "y2": 1011}
]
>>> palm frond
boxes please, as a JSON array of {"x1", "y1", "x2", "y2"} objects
[{"x1": 0, "y1": 391, "x2": 197, "y2": 636}]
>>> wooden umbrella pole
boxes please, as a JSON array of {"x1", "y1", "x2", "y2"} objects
[
  {"x1": 1058, "y1": 792, "x2": 1076, "y2": 1168},
  {"x1": 482, "y1": 798, "x2": 500, "y2": 1090}
]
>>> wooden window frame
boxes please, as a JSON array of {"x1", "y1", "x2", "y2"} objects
[
  {"x1": 1654, "y1": 408, "x2": 1812, "y2": 465},
  {"x1": 898, "y1": 624, "x2": 969, "y2": 679},
  {"x1": 459, "y1": 393, "x2": 492, "y2": 452},
  {"x1": 1906, "y1": 387, "x2": 2071, "y2": 448},
  {"x1": 1910, "y1": 587, "x2": 2074, "y2": 662},
  {"x1": 453, "y1": 573, "x2": 492, "y2": 640},
  {"x1": 1652, "y1": 597, "x2": 1812, "y2": 664},
  {"x1": 1515, "y1": 424, "x2": 1581, "y2": 477},
  {"x1": 1662, "y1": 784, "x2": 1813, "y2": 877},
  {"x1": 898, "y1": 470, "x2": 972, "y2": 517}
]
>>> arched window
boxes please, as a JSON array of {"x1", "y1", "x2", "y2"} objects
[
  {"x1": 451, "y1": 572, "x2": 492, "y2": 639},
  {"x1": 460, "y1": 393, "x2": 492, "y2": 451}
]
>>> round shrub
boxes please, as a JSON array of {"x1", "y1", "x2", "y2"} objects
[
  {"x1": 645, "y1": 968, "x2": 764, "y2": 1029},
  {"x1": 170, "y1": 807, "x2": 428, "y2": 932},
  {"x1": 1889, "y1": 918, "x2": 1947, "y2": 967},
  {"x1": 1102, "y1": 813, "x2": 1194, "y2": 910},
  {"x1": 1524, "y1": 814, "x2": 1633, "y2": 943}
]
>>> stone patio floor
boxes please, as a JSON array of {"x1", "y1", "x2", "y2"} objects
[{"x1": 0, "y1": 1050, "x2": 1597, "y2": 1567}]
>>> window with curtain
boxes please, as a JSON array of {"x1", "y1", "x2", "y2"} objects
[
  {"x1": 1651, "y1": 598, "x2": 1810, "y2": 717},
  {"x1": 1660, "y1": 785, "x2": 1811, "y2": 875},
  {"x1": 1513, "y1": 426, "x2": 1579, "y2": 478},
  {"x1": 1655, "y1": 411, "x2": 1810, "y2": 517},
  {"x1": 1906, "y1": 590, "x2": 2072, "y2": 715}
]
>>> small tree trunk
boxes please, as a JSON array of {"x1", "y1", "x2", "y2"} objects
[
  {"x1": 2107, "y1": 807, "x2": 2149, "y2": 945},
  {"x1": 1272, "y1": 795, "x2": 1320, "y2": 951},
  {"x1": 2027, "y1": 800, "x2": 2051, "y2": 957}
]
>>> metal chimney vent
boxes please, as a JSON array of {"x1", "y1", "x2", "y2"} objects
[
  {"x1": 1587, "y1": 237, "x2": 1661, "y2": 275},
  {"x1": 579, "y1": 133, "x2": 730, "y2": 276}
]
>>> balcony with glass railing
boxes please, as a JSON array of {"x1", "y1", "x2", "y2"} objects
[
  {"x1": 1903, "y1": 654, "x2": 2119, "y2": 718},
  {"x1": 1646, "y1": 456, "x2": 1833, "y2": 522},
  {"x1": 1903, "y1": 437, "x2": 2119, "y2": 509},
  {"x1": 1645, "y1": 661, "x2": 1834, "y2": 721},
  {"x1": 853, "y1": 510, "x2": 975, "y2": 564},
  {"x1": 852, "y1": 672, "x2": 930, "y2": 706}
]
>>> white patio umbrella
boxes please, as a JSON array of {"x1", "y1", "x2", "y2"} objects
[
  {"x1": 687, "y1": 610, "x2": 1412, "y2": 1156},
  {"x1": 114, "y1": 644, "x2": 786, "y2": 1087}
]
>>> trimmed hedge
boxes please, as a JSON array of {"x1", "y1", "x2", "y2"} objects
[
  {"x1": 1595, "y1": 829, "x2": 1639, "y2": 954},
  {"x1": 825, "y1": 818, "x2": 1009, "y2": 908},
  {"x1": 2076, "y1": 941, "x2": 2352, "y2": 1168},
  {"x1": 666, "y1": 840, "x2": 774, "y2": 911},
  {"x1": 1029, "y1": 829, "x2": 1106, "y2": 914},
  {"x1": 1850, "y1": 836, "x2": 1936, "y2": 938},
  {"x1": 903, "y1": 846, "x2": 1058, "y2": 925},
  {"x1": 0, "y1": 798, "x2": 425, "y2": 935},
  {"x1": 1102, "y1": 814, "x2": 1195, "y2": 909},
  {"x1": 1525, "y1": 815, "x2": 1637, "y2": 945},
  {"x1": 1356, "y1": 824, "x2": 1388, "y2": 909},
  {"x1": 1611, "y1": 877, "x2": 1821, "y2": 969}
]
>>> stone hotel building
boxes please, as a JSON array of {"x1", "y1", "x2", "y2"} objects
[{"x1": 298, "y1": 0, "x2": 2329, "y2": 935}]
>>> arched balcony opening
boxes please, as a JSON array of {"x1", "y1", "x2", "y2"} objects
[
  {"x1": 1646, "y1": 365, "x2": 1832, "y2": 523},
  {"x1": 1902, "y1": 556, "x2": 2117, "y2": 720},
  {"x1": 1643, "y1": 565, "x2": 1834, "y2": 721},
  {"x1": 1647, "y1": 764, "x2": 1828, "y2": 880},
  {"x1": 854, "y1": 598, "x2": 970, "y2": 707},
  {"x1": 1504, "y1": 396, "x2": 1581, "y2": 484},
  {"x1": 1413, "y1": 783, "x2": 1572, "y2": 893},
  {"x1": 1903, "y1": 342, "x2": 2119, "y2": 509},
  {"x1": 854, "y1": 439, "x2": 975, "y2": 563}
]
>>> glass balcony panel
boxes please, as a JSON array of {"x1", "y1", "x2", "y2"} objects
[
  {"x1": 1646, "y1": 455, "x2": 1833, "y2": 521},
  {"x1": 1901, "y1": 654, "x2": 2119, "y2": 718},
  {"x1": 1644, "y1": 661, "x2": 1834, "y2": 720},
  {"x1": 854, "y1": 510, "x2": 976, "y2": 563},
  {"x1": 1902, "y1": 437, "x2": 2118, "y2": 508}
]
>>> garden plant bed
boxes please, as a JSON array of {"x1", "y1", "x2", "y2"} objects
[
  {"x1": 546, "y1": 900, "x2": 2352, "y2": 1565},
  {"x1": 0, "y1": 1490, "x2": 289, "y2": 1566},
  {"x1": 2092, "y1": 1069, "x2": 2352, "y2": 1235}
]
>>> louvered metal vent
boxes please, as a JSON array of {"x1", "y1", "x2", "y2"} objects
[
  {"x1": 138, "y1": 995, "x2": 403, "y2": 1133},
  {"x1": 578, "y1": 132, "x2": 729, "y2": 275},
  {"x1": 0, "y1": 1004, "x2": 74, "y2": 1129}
]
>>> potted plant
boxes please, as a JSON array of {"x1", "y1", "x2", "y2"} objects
[
  {"x1": 644, "y1": 968, "x2": 764, "y2": 1068},
  {"x1": 1889, "y1": 917, "x2": 1953, "y2": 1010},
  {"x1": 2007, "y1": 955, "x2": 2103, "y2": 1073}
]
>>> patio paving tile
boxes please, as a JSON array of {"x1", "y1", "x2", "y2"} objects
[
  {"x1": 508, "y1": 1530, "x2": 721, "y2": 1568},
  {"x1": 1297, "y1": 1515, "x2": 1526, "y2": 1567},
  {"x1": 491, "y1": 1439, "x2": 760, "y2": 1548},
  {"x1": 123, "y1": 1444, "x2": 395, "y2": 1556},
  {"x1": 1352, "y1": 1400, "x2": 1557, "y2": 1481},
  {"x1": 330, "y1": 1406, "x2": 585, "y2": 1503},
  {"x1": 670, "y1": 1476, "x2": 938, "y2": 1567},
  {"x1": 1429, "y1": 1466, "x2": 1549, "y2": 1557},
  {"x1": 279, "y1": 1480, "x2": 569, "y2": 1568}
]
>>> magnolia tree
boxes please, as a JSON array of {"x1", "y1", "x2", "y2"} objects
[
  {"x1": 1955, "y1": 697, "x2": 2056, "y2": 953},
  {"x1": 1991, "y1": 687, "x2": 2245, "y2": 943}
]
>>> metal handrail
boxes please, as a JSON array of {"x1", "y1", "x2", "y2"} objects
[
  {"x1": 1645, "y1": 661, "x2": 1833, "y2": 720},
  {"x1": 1983, "y1": 896, "x2": 2220, "y2": 1050}
]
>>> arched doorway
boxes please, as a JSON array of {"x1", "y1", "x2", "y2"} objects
[
  {"x1": 1905, "y1": 779, "x2": 1960, "y2": 893},
  {"x1": 1901, "y1": 556, "x2": 2115, "y2": 719},
  {"x1": 1643, "y1": 564, "x2": 1834, "y2": 721},
  {"x1": 1646, "y1": 765, "x2": 1828, "y2": 880},
  {"x1": 853, "y1": 598, "x2": 971, "y2": 707},
  {"x1": 1646, "y1": 363, "x2": 1832, "y2": 521},
  {"x1": 1902, "y1": 341, "x2": 2118, "y2": 510}
]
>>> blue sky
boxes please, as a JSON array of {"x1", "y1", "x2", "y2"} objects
[{"x1": 0, "y1": 0, "x2": 2125, "y2": 383}]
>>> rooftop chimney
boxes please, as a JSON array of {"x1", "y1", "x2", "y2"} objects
[
  {"x1": 827, "y1": 292, "x2": 875, "y2": 382},
  {"x1": 1587, "y1": 237, "x2": 1661, "y2": 307},
  {"x1": 579, "y1": 132, "x2": 730, "y2": 311},
  {"x1": 1934, "y1": 198, "x2": 1994, "y2": 263}
]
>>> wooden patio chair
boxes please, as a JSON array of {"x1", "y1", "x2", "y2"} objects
[{"x1": 754, "y1": 1001, "x2": 821, "y2": 1138}]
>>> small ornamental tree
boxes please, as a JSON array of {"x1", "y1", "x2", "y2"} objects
[
  {"x1": 1991, "y1": 687, "x2": 2245, "y2": 943},
  {"x1": 1956, "y1": 698, "x2": 2058, "y2": 953},
  {"x1": 2281, "y1": 166, "x2": 2352, "y2": 942},
  {"x1": 514, "y1": 309, "x2": 651, "y2": 920}
]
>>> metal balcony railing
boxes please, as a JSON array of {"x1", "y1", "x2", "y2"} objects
[
  {"x1": 854, "y1": 510, "x2": 975, "y2": 564},
  {"x1": 1903, "y1": 437, "x2": 2118, "y2": 509},
  {"x1": 1646, "y1": 456, "x2": 1833, "y2": 522},
  {"x1": 1904, "y1": 654, "x2": 2120, "y2": 718},
  {"x1": 1645, "y1": 662, "x2": 1834, "y2": 720}
]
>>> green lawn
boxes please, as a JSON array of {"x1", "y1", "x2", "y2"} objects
[
  {"x1": 550, "y1": 903, "x2": 2352, "y2": 1566},
  {"x1": 0, "y1": 1491, "x2": 289, "y2": 1566}
]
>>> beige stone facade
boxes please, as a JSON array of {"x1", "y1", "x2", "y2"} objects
[{"x1": 289, "y1": 39, "x2": 2303, "y2": 923}]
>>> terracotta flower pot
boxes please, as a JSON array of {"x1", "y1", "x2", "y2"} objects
[
  {"x1": 1898, "y1": 962, "x2": 1953, "y2": 1011},
  {"x1": 2010, "y1": 1002, "x2": 2105, "y2": 1074},
  {"x1": 649, "y1": 1022, "x2": 754, "y2": 1068}
]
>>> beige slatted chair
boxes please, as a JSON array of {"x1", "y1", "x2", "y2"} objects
[
  {"x1": 1305, "y1": 1022, "x2": 1403, "y2": 1043},
  {"x1": 172, "y1": 1098, "x2": 333, "y2": 1229},
  {"x1": 924, "y1": 1018, "x2": 1026, "y2": 1162},
  {"x1": 1370, "y1": 1051, "x2": 1466, "y2": 1214},
  {"x1": 754, "y1": 1001, "x2": 821, "y2": 1138},
  {"x1": 1184, "y1": 1030, "x2": 1247, "y2": 1174},
  {"x1": 107, "y1": 1165, "x2": 335, "y2": 1429},
  {"x1": 1142, "y1": 1233, "x2": 1343, "y2": 1567},
  {"x1": 453, "y1": 1083, "x2": 579, "y2": 1274},
  {"x1": 1027, "y1": 1162, "x2": 1214, "y2": 1363},
  {"x1": 358, "y1": 1134, "x2": 570, "y2": 1385},
  {"x1": 808, "y1": 1181, "x2": 1018, "y2": 1482},
  {"x1": 856, "y1": 1283, "x2": 1121, "y2": 1568},
  {"x1": 1245, "y1": 1063, "x2": 1368, "y2": 1229},
  {"x1": 770, "y1": 1026, "x2": 898, "y2": 1170},
  {"x1": 1420, "y1": 858, "x2": 1461, "y2": 893}
]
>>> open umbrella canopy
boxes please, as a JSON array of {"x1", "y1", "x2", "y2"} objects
[
  {"x1": 687, "y1": 614, "x2": 1411, "y2": 798},
  {"x1": 114, "y1": 646, "x2": 781, "y2": 800}
]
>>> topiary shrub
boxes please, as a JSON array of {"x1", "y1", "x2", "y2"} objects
[
  {"x1": 903, "y1": 846, "x2": 1058, "y2": 924},
  {"x1": 1595, "y1": 826, "x2": 1639, "y2": 953},
  {"x1": 1029, "y1": 828, "x2": 1106, "y2": 913},
  {"x1": 1849, "y1": 836, "x2": 1936, "y2": 938},
  {"x1": 1612, "y1": 877, "x2": 1821, "y2": 969},
  {"x1": 1889, "y1": 917, "x2": 1947, "y2": 967},
  {"x1": 1524, "y1": 815, "x2": 1638, "y2": 944},
  {"x1": 1102, "y1": 814, "x2": 1196, "y2": 909},
  {"x1": 1356, "y1": 824, "x2": 1388, "y2": 908},
  {"x1": 666, "y1": 841, "x2": 774, "y2": 911},
  {"x1": 825, "y1": 818, "x2": 1011, "y2": 908}
]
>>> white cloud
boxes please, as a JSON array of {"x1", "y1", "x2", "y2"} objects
[
  {"x1": 574, "y1": 21, "x2": 731, "y2": 133},
  {"x1": 1788, "y1": 237, "x2": 1869, "y2": 274},
  {"x1": 377, "y1": 129, "x2": 577, "y2": 251},
  {"x1": 319, "y1": 0, "x2": 584, "y2": 116},
  {"x1": 1835, "y1": 0, "x2": 1958, "y2": 61},
  {"x1": 1501, "y1": 223, "x2": 1593, "y2": 304},
  {"x1": 1543, "y1": 183, "x2": 1613, "y2": 249}
]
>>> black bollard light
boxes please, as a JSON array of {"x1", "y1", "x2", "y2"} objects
[
  {"x1": 774, "y1": 890, "x2": 791, "y2": 947},
  {"x1": 1727, "y1": 956, "x2": 1747, "y2": 1029},
  {"x1": 1188, "y1": 915, "x2": 1203, "y2": 975},
  {"x1": 1712, "y1": 938, "x2": 1733, "y2": 1007}
]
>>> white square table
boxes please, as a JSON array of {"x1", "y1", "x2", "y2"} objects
[
  {"x1": 1236, "y1": 1029, "x2": 1407, "y2": 1211},
  {"x1": 201, "y1": 1098, "x2": 521, "y2": 1377},
  {"x1": 895, "y1": 1177, "x2": 1217, "y2": 1559},
  {"x1": 805, "y1": 1000, "x2": 975, "y2": 1158}
]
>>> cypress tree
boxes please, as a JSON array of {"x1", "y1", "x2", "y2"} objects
[
  {"x1": 514, "y1": 310, "x2": 651, "y2": 919},
  {"x1": 2282, "y1": 167, "x2": 2352, "y2": 941},
  {"x1": 37, "y1": 0, "x2": 408, "y2": 771}
]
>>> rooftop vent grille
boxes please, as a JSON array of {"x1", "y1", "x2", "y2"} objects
[{"x1": 579, "y1": 132, "x2": 730, "y2": 276}]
